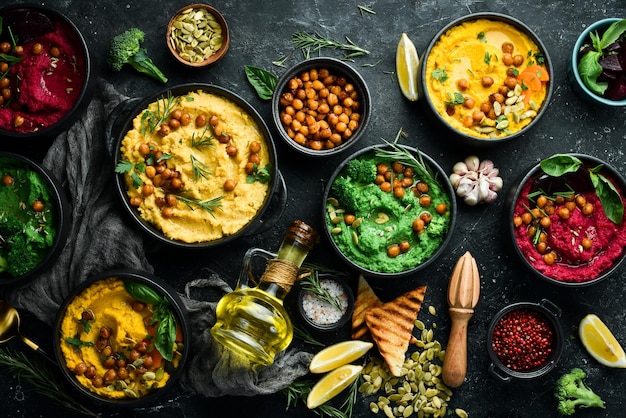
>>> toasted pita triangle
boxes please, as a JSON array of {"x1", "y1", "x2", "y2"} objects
[
  {"x1": 365, "y1": 285, "x2": 427, "y2": 377},
  {"x1": 351, "y1": 275, "x2": 382, "y2": 340}
]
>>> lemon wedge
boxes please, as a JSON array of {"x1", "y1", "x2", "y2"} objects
[
  {"x1": 309, "y1": 340, "x2": 373, "y2": 374},
  {"x1": 306, "y1": 364, "x2": 363, "y2": 409},
  {"x1": 579, "y1": 313, "x2": 626, "y2": 368},
  {"x1": 396, "y1": 32, "x2": 420, "y2": 101}
]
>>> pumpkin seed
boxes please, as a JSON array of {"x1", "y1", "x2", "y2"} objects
[
  {"x1": 352, "y1": 217, "x2": 363, "y2": 228},
  {"x1": 170, "y1": 7, "x2": 223, "y2": 63},
  {"x1": 331, "y1": 227, "x2": 342, "y2": 234},
  {"x1": 455, "y1": 408, "x2": 469, "y2": 418}
]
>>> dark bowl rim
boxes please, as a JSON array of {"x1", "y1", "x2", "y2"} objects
[
  {"x1": 111, "y1": 82, "x2": 283, "y2": 249},
  {"x1": 295, "y1": 273, "x2": 355, "y2": 332},
  {"x1": 570, "y1": 17, "x2": 626, "y2": 107},
  {"x1": 0, "y1": 3, "x2": 95, "y2": 140},
  {"x1": 486, "y1": 299, "x2": 563, "y2": 380},
  {"x1": 418, "y1": 12, "x2": 554, "y2": 146},
  {"x1": 505, "y1": 153, "x2": 626, "y2": 287},
  {"x1": 270, "y1": 56, "x2": 372, "y2": 157},
  {"x1": 0, "y1": 151, "x2": 70, "y2": 286},
  {"x1": 321, "y1": 143, "x2": 457, "y2": 279},
  {"x1": 52, "y1": 268, "x2": 191, "y2": 407},
  {"x1": 166, "y1": 3, "x2": 230, "y2": 68}
]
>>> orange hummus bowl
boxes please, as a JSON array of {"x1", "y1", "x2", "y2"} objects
[
  {"x1": 0, "y1": 4, "x2": 95, "y2": 153},
  {"x1": 505, "y1": 153, "x2": 626, "y2": 286}
]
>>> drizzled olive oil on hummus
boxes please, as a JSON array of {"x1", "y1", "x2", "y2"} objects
[
  {"x1": 425, "y1": 18, "x2": 549, "y2": 139},
  {"x1": 119, "y1": 90, "x2": 271, "y2": 243}
]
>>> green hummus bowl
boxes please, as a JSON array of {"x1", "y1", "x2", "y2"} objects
[{"x1": 323, "y1": 144, "x2": 456, "y2": 279}]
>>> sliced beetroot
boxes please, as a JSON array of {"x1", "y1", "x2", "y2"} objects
[
  {"x1": 605, "y1": 77, "x2": 626, "y2": 101},
  {"x1": 599, "y1": 54, "x2": 624, "y2": 72}
]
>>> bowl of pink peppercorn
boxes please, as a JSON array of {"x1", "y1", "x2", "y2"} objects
[{"x1": 487, "y1": 299, "x2": 564, "y2": 381}]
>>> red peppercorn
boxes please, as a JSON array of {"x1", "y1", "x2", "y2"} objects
[{"x1": 491, "y1": 308, "x2": 555, "y2": 372}]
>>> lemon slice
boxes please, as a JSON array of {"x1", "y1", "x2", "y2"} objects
[
  {"x1": 309, "y1": 340, "x2": 373, "y2": 374},
  {"x1": 396, "y1": 32, "x2": 420, "y2": 101},
  {"x1": 306, "y1": 364, "x2": 363, "y2": 409},
  {"x1": 579, "y1": 314, "x2": 626, "y2": 368}
]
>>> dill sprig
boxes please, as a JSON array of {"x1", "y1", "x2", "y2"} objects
[
  {"x1": 190, "y1": 154, "x2": 212, "y2": 181},
  {"x1": 176, "y1": 194, "x2": 224, "y2": 215},
  {"x1": 0, "y1": 348, "x2": 98, "y2": 417},
  {"x1": 300, "y1": 270, "x2": 344, "y2": 313},
  {"x1": 291, "y1": 31, "x2": 370, "y2": 60},
  {"x1": 375, "y1": 129, "x2": 437, "y2": 184}
]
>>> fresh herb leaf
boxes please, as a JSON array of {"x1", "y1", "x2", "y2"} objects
[
  {"x1": 590, "y1": 168, "x2": 624, "y2": 224},
  {"x1": 190, "y1": 154, "x2": 212, "y2": 181},
  {"x1": 191, "y1": 125, "x2": 214, "y2": 148},
  {"x1": 246, "y1": 163, "x2": 272, "y2": 184},
  {"x1": 300, "y1": 270, "x2": 344, "y2": 312},
  {"x1": 115, "y1": 160, "x2": 145, "y2": 188},
  {"x1": 124, "y1": 280, "x2": 163, "y2": 305},
  {"x1": 376, "y1": 129, "x2": 437, "y2": 184},
  {"x1": 477, "y1": 31, "x2": 487, "y2": 43},
  {"x1": 444, "y1": 91, "x2": 465, "y2": 106},
  {"x1": 64, "y1": 336, "x2": 94, "y2": 349},
  {"x1": 140, "y1": 92, "x2": 178, "y2": 135},
  {"x1": 153, "y1": 308, "x2": 176, "y2": 362},
  {"x1": 540, "y1": 154, "x2": 583, "y2": 176},
  {"x1": 245, "y1": 65, "x2": 278, "y2": 100},
  {"x1": 484, "y1": 52, "x2": 492, "y2": 65},
  {"x1": 598, "y1": 19, "x2": 626, "y2": 49},
  {"x1": 176, "y1": 194, "x2": 224, "y2": 215},
  {"x1": 291, "y1": 31, "x2": 369, "y2": 60},
  {"x1": 431, "y1": 67, "x2": 448, "y2": 83},
  {"x1": 357, "y1": 5, "x2": 376, "y2": 16}
]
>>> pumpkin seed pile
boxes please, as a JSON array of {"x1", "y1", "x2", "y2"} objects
[
  {"x1": 475, "y1": 84, "x2": 539, "y2": 137},
  {"x1": 170, "y1": 7, "x2": 223, "y2": 63},
  {"x1": 359, "y1": 312, "x2": 468, "y2": 418}
]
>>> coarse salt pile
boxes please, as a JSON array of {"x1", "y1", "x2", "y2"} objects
[{"x1": 302, "y1": 278, "x2": 349, "y2": 326}]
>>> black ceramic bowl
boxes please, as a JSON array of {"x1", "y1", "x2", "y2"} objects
[
  {"x1": 0, "y1": 4, "x2": 95, "y2": 153},
  {"x1": 417, "y1": 12, "x2": 553, "y2": 147},
  {"x1": 53, "y1": 269, "x2": 190, "y2": 407},
  {"x1": 322, "y1": 143, "x2": 456, "y2": 279},
  {"x1": 505, "y1": 153, "x2": 626, "y2": 287},
  {"x1": 271, "y1": 57, "x2": 371, "y2": 157},
  {"x1": 295, "y1": 273, "x2": 355, "y2": 335},
  {"x1": 0, "y1": 152, "x2": 70, "y2": 287},
  {"x1": 487, "y1": 299, "x2": 563, "y2": 382},
  {"x1": 108, "y1": 83, "x2": 286, "y2": 249}
]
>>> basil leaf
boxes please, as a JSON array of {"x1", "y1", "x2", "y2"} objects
[
  {"x1": 590, "y1": 170, "x2": 624, "y2": 224},
  {"x1": 577, "y1": 51, "x2": 607, "y2": 95},
  {"x1": 154, "y1": 310, "x2": 176, "y2": 362},
  {"x1": 598, "y1": 19, "x2": 626, "y2": 50},
  {"x1": 245, "y1": 65, "x2": 277, "y2": 100},
  {"x1": 123, "y1": 281, "x2": 163, "y2": 305},
  {"x1": 540, "y1": 154, "x2": 583, "y2": 177}
]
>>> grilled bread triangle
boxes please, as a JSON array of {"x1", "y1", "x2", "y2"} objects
[
  {"x1": 365, "y1": 285, "x2": 427, "y2": 377},
  {"x1": 351, "y1": 275, "x2": 382, "y2": 340}
]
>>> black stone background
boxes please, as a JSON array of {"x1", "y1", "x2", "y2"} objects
[{"x1": 1, "y1": 0, "x2": 625, "y2": 417}]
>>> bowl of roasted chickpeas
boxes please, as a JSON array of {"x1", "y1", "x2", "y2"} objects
[
  {"x1": 53, "y1": 269, "x2": 190, "y2": 406},
  {"x1": 504, "y1": 153, "x2": 626, "y2": 287},
  {"x1": 0, "y1": 4, "x2": 95, "y2": 154},
  {"x1": 271, "y1": 57, "x2": 371, "y2": 157},
  {"x1": 417, "y1": 13, "x2": 553, "y2": 147}
]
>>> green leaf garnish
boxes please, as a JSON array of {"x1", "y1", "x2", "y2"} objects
[{"x1": 244, "y1": 65, "x2": 277, "y2": 100}]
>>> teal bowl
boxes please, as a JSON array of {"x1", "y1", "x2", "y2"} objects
[{"x1": 569, "y1": 18, "x2": 626, "y2": 107}]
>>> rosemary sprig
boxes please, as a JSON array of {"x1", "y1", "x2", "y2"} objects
[
  {"x1": 0, "y1": 348, "x2": 98, "y2": 417},
  {"x1": 375, "y1": 129, "x2": 437, "y2": 184},
  {"x1": 292, "y1": 324, "x2": 324, "y2": 347},
  {"x1": 191, "y1": 125, "x2": 214, "y2": 149},
  {"x1": 190, "y1": 154, "x2": 212, "y2": 180},
  {"x1": 300, "y1": 270, "x2": 344, "y2": 312},
  {"x1": 357, "y1": 5, "x2": 376, "y2": 16},
  {"x1": 291, "y1": 31, "x2": 370, "y2": 60},
  {"x1": 176, "y1": 194, "x2": 224, "y2": 215},
  {"x1": 140, "y1": 92, "x2": 178, "y2": 135},
  {"x1": 282, "y1": 376, "x2": 361, "y2": 418}
]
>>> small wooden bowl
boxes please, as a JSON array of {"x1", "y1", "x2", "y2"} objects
[{"x1": 166, "y1": 4, "x2": 229, "y2": 67}]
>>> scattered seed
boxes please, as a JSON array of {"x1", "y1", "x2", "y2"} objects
[{"x1": 428, "y1": 306, "x2": 436, "y2": 316}]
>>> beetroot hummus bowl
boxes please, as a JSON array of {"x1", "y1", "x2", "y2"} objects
[
  {"x1": 505, "y1": 153, "x2": 626, "y2": 286},
  {"x1": 0, "y1": 5, "x2": 94, "y2": 149}
]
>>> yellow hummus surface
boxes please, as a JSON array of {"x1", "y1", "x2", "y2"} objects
[
  {"x1": 425, "y1": 19, "x2": 549, "y2": 138},
  {"x1": 59, "y1": 278, "x2": 170, "y2": 398},
  {"x1": 121, "y1": 90, "x2": 271, "y2": 243}
]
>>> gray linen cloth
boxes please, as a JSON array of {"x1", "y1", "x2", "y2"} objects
[{"x1": 3, "y1": 79, "x2": 312, "y2": 397}]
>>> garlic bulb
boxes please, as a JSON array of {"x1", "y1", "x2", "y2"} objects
[{"x1": 449, "y1": 156, "x2": 503, "y2": 206}]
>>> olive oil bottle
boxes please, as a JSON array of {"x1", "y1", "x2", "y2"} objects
[{"x1": 211, "y1": 220, "x2": 318, "y2": 366}]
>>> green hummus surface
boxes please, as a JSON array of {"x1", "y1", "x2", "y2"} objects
[{"x1": 326, "y1": 151, "x2": 452, "y2": 274}]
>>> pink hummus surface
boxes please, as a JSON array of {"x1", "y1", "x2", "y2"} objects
[
  {"x1": 0, "y1": 23, "x2": 86, "y2": 134},
  {"x1": 513, "y1": 177, "x2": 626, "y2": 283}
]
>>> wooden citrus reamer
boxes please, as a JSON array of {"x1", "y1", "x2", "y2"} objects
[{"x1": 442, "y1": 251, "x2": 480, "y2": 387}]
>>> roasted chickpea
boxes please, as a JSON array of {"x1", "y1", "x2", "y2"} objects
[
  {"x1": 399, "y1": 241, "x2": 411, "y2": 253},
  {"x1": 457, "y1": 78, "x2": 469, "y2": 91},
  {"x1": 161, "y1": 207, "x2": 174, "y2": 218},
  {"x1": 225, "y1": 145, "x2": 238, "y2": 156},
  {"x1": 0, "y1": 42, "x2": 10, "y2": 53},
  {"x1": 481, "y1": 76, "x2": 494, "y2": 87},
  {"x1": 132, "y1": 301, "x2": 146, "y2": 311},
  {"x1": 393, "y1": 186, "x2": 405, "y2": 198},
  {"x1": 130, "y1": 196, "x2": 142, "y2": 207},
  {"x1": 0, "y1": 62, "x2": 8, "y2": 72},
  {"x1": 117, "y1": 367, "x2": 129, "y2": 380},
  {"x1": 158, "y1": 123, "x2": 170, "y2": 136},
  {"x1": 581, "y1": 237, "x2": 593, "y2": 250},
  {"x1": 74, "y1": 362, "x2": 88, "y2": 375},
  {"x1": 142, "y1": 355, "x2": 154, "y2": 368},
  {"x1": 103, "y1": 369, "x2": 117, "y2": 382},
  {"x1": 387, "y1": 244, "x2": 400, "y2": 258},
  {"x1": 575, "y1": 195, "x2": 587, "y2": 207},
  {"x1": 512, "y1": 54, "x2": 524, "y2": 67},
  {"x1": 0, "y1": 77, "x2": 9, "y2": 89},
  {"x1": 558, "y1": 207, "x2": 570, "y2": 220},
  {"x1": 502, "y1": 53, "x2": 514, "y2": 66},
  {"x1": 2, "y1": 174, "x2": 14, "y2": 186},
  {"x1": 536, "y1": 241, "x2": 547, "y2": 254},
  {"x1": 435, "y1": 203, "x2": 447, "y2": 215},
  {"x1": 168, "y1": 118, "x2": 181, "y2": 130},
  {"x1": 103, "y1": 357, "x2": 116, "y2": 369},
  {"x1": 379, "y1": 182, "x2": 392, "y2": 193},
  {"x1": 344, "y1": 213, "x2": 356, "y2": 225},
  {"x1": 180, "y1": 113, "x2": 191, "y2": 126},
  {"x1": 99, "y1": 326, "x2": 111, "y2": 339},
  {"x1": 85, "y1": 365, "x2": 97, "y2": 379},
  {"x1": 195, "y1": 114, "x2": 207, "y2": 127},
  {"x1": 13, "y1": 115, "x2": 24, "y2": 128},
  {"x1": 223, "y1": 179, "x2": 236, "y2": 191},
  {"x1": 412, "y1": 218, "x2": 425, "y2": 233},
  {"x1": 582, "y1": 202, "x2": 594, "y2": 216},
  {"x1": 504, "y1": 76, "x2": 518, "y2": 89},
  {"x1": 141, "y1": 184, "x2": 154, "y2": 196},
  {"x1": 31, "y1": 200, "x2": 45, "y2": 212},
  {"x1": 419, "y1": 195, "x2": 431, "y2": 207},
  {"x1": 539, "y1": 216, "x2": 551, "y2": 228},
  {"x1": 165, "y1": 194, "x2": 178, "y2": 207},
  {"x1": 13, "y1": 45, "x2": 24, "y2": 56},
  {"x1": 49, "y1": 46, "x2": 61, "y2": 58},
  {"x1": 501, "y1": 42, "x2": 514, "y2": 54},
  {"x1": 543, "y1": 252, "x2": 556, "y2": 265}
]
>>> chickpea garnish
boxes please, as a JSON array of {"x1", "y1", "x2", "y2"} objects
[
  {"x1": 387, "y1": 244, "x2": 400, "y2": 258},
  {"x1": 2, "y1": 174, "x2": 13, "y2": 186},
  {"x1": 31, "y1": 200, "x2": 45, "y2": 212}
]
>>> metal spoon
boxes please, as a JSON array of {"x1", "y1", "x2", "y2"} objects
[{"x1": 0, "y1": 300, "x2": 54, "y2": 362}]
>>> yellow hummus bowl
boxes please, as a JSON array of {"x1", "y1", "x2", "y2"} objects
[
  {"x1": 418, "y1": 13, "x2": 553, "y2": 146},
  {"x1": 53, "y1": 269, "x2": 190, "y2": 406},
  {"x1": 109, "y1": 83, "x2": 286, "y2": 248}
]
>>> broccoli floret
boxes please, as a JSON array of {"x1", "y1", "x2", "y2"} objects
[
  {"x1": 330, "y1": 175, "x2": 361, "y2": 213},
  {"x1": 345, "y1": 158, "x2": 377, "y2": 184},
  {"x1": 3, "y1": 235, "x2": 41, "y2": 277},
  {"x1": 107, "y1": 28, "x2": 168, "y2": 83},
  {"x1": 0, "y1": 212, "x2": 24, "y2": 236},
  {"x1": 554, "y1": 368, "x2": 605, "y2": 416}
]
